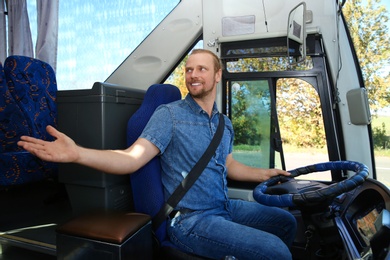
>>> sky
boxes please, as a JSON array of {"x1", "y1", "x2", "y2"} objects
[{"x1": 27, "y1": 0, "x2": 180, "y2": 90}]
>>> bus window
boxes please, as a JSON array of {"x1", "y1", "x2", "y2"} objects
[
  {"x1": 27, "y1": 0, "x2": 180, "y2": 90},
  {"x1": 276, "y1": 78, "x2": 331, "y2": 181},
  {"x1": 227, "y1": 77, "x2": 331, "y2": 181},
  {"x1": 230, "y1": 80, "x2": 273, "y2": 169},
  {"x1": 221, "y1": 35, "x2": 338, "y2": 183}
]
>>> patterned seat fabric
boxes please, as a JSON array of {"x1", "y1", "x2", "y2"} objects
[
  {"x1": 0, "y1": 56, "x2": 58, "y2": 186},
  {"x1": 0, "y1": 62, "x2": 30, "y2": 153}
]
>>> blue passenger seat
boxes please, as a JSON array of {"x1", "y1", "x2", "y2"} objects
[
  {"x1": 0, "y1": 56, "x2": 58, "y2": 186},
  {"x1": 127, "y1": 84, "x2": 181, "y2": 244},
  {"x1": 127, "y1": 84, "x2": 210, "y2": 259}
]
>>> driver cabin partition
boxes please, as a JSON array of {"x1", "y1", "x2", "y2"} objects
[{"x1": 57, "y1": 82, "x2": 145, "y2": 215}]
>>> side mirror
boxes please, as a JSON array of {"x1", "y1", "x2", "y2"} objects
[{"x1": 346, "y1": 88, "x2": 372, "y2": 125}]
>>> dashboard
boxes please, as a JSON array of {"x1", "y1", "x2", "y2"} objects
[{"x1": 332, "y1": 179, "x2": 390, "y2": 259}]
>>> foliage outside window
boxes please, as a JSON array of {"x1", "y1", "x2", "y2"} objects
[
  {"x1": 165, "y1": 56, "x2": 188, "y2": 98},
  {"x1": 343, "y1": 0, "x2": 389, "y2": 155},
  {"x1": 277, "y1": 78, "x2": 325, "y2": 148},
  {"x1": 225, "y1": 56, "x2": 324, "y2": 149},
  {"x1": 343, "y1": 0, "x2": 390, "y2": 115},
  {"x1": 230, "y1": 80, "x2": 272, "y2": 168},
  {"x1": 226, "y1": 56, "x2": 313, "y2": 73},
  {"x1": 231, "y1": 81, "x2": 271, "y2": 146}
]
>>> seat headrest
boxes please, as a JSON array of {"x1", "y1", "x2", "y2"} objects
[{"x1": 127, "y1": 83, "x2": 181, "y2": 145}]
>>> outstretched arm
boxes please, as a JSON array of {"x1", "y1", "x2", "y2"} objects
[
  {"x1": 18, "y1": 125, "x2": 159, "y2": 175},
  {"x1": 225, "y1": 153, "x2": 290, "y2": 182}
]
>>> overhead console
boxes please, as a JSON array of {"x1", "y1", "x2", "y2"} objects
[{"x1": 332, "y1": 179, "x2": 390, "y2": 260}]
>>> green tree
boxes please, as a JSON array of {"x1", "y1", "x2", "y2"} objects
[
  {"x1": 343, "y1": 0, "x2": 390, "y2": 113},
  {"x1": 277, "y1": 78, "x2": 326, "y2": 148},
  {"x1": 373, "y1": 123, "x2": 389, "y2": 149},
  {"x1": 231, "y1": 81, "x2": 271, "y2": 146}
]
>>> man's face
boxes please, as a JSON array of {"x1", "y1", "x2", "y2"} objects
[{"x1": 185, "y1": 52, "x2": 222, "y2": 99}]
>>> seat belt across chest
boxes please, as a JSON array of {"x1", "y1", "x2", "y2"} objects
[{"x1": 152, "y1": 113, "x2": 225, "y2": 230}]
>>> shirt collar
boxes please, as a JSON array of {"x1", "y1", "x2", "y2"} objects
[{"x1": 184, "y1": 94, "x2": 219, "y2": 117}]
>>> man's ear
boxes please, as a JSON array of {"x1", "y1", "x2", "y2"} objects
[{"x1": 215, "y1": 69, "x2": 222, "y2": 83}]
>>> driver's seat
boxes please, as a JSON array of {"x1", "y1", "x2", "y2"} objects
[{"x1": 127, "y1": 84, "x2": 210, "y2": 259}]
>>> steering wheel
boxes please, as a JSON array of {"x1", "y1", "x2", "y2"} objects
[{"x1": 253, "y1": 161, "x2": 369, "y2": 207}]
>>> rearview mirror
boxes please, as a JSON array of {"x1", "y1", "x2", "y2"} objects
[{"x1": 287, "y1": 2, "x2": 307, "y2": 66}]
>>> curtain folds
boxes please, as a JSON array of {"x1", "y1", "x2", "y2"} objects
[
  {"x1": 0, "y1": 0, "x2": 6, "y2": 62},
  {"x1": 36, "y1": 0, "x2": 59, "y2": 71},
  {"x1": 7, "y1": 0, "x2": 34, "y2": 57},
  {"x1": 1, "y1": 0, "x2": 58, "y2": 70}
]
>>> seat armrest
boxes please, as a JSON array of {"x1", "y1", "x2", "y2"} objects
[{"x1": 57, "y1": 212, "x2": 151, "y2": 244}]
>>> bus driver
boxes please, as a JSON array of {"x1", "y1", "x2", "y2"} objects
[{"x1": 18, "y1": 49, "x2": 297, "y2": 260}]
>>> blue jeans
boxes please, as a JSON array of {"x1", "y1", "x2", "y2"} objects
[{"x1": 167, "y1": 199, "x2": 297, "y2": 260}]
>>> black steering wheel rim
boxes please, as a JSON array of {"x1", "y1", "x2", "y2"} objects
[{"x1": 253, "y1": 161, "x2": 369, "y2": 207}]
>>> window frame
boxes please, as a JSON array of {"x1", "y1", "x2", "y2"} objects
[{"x1": 222, "y1": 34, "x2": 346, "y2": 189}]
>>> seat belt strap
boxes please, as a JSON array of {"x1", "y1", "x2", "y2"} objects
[{"x1": 152, "y1": 113, "x2": 225, "y2": 230}]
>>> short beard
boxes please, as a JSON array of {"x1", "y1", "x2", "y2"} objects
[{"x1": 189, "y1": 85, "x2": 214, "y2": 99}]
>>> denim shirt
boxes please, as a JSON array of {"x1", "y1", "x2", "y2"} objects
[{"x1": 140, "y1": 95, "x2": 234, "y2": 210}]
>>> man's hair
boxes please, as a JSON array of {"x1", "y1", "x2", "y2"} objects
[{"x1": 189, "y1": 49, "x2": 222, "y2": 72}]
